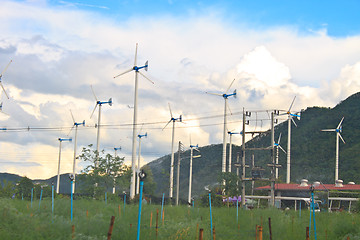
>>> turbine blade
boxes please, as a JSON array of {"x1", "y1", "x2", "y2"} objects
[
  {"x1": 225, "y1": 79, "x2": 236, "y2": 94},
  {"x1": 0, "y1": 82, "x2": 9, "y2": 99},
  {"x1": 291, "y1": 117, "x2": 297, "y2": 127},
  {"x1": 139, "y1": 123, "x2": 144, "y2": 134},
  {"x1": 189, "y1": 134, "x2": 192, "y2": 146},
  {"x1": 279, "y1": 145, "x2": 286, "y2": 154},
  {"x1": 227, "y1": 103, "x2": 233, "y2": 115},
  {"x1": 288, "y1": 96, "x2": 296, "y2": 112},
  {"x1": 162, "y1": 119, "x2": 172, "y2": 131},
  {"x1": 168, "y1": 103, "x2": 173, "y2": 118},
  {"x1": 67, "y1": 126, "x2": 75, "y2": 136},
  {"x1": 134, "y1": 43, "x2": 138, "y2": 66},
  {"x1": 0, "y1": 60, "x2": 12, "y2": 77},
  {"x1": 337, "y1": 117, "x2": 344, "y2": 129},
  {"x1": 113, "y1": 68, "x2": 134, "y2": 78},
  {"x1": 321, "y1": 129, "x2": 336, "y2": 132},
  {"x1": 70, "y1": 109, "x2": 75, "y2": 123},
  {"x1": 138, "y1": 71, "x2": 154, "y2": 84},
  {"x1": 90, "y1": 85, "x2": 98, "y2": 101},
  {"x1": 205, "y1": 92, "x2": 223, "y2": 96},
  {"x1": 90, "y1": 103, "x2": 98, "y2": 119},
  {"x1": 338, "y1": 133, "x2": 346, "y2": 144},
  {"x1": 277, "y1": 133, "x2": 282, "y2": 144}
]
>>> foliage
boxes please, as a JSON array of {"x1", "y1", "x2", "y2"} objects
[
  {"x1": 15, "y1": 177, "x2": 33, "y2": 199},
  {"x1": 0, "y1": 180, "x2": 15, "y2": 198},
  {"x1": 77, "y1": 144, "x2": 130, "y2": 198},
  {"x1": 141, "y1": 165, "x2": 156, "y2": 195},
  {"x1": 1, "y1": 197, "x2": 360, "y2": 239},
  {"x1": 218, "y1": 172, "x2": 241, "y2": 197}
]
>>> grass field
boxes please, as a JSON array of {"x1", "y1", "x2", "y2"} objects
[{"x1": 0, "y1": 197, "x2": 359, "y2": 239}]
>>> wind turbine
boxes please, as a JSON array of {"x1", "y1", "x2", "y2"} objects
[
  {"x1": 283, "y1": 96, "x2": 300, "y2": 184},
  {"x1": 188, "y1": 139, "x2": 201, "y2": 206},
  {"x1": 68, "y1": 110, "x2": 85, "y2": 193},
  {"x1": 56, "y1": 137, "x2": 72, "y2": 194},
  {"x1": 113, "y1": 43, "x2": 153, "y2": 199},
  {"x1": 163, "y1": 103, "x2": 182, "y2": 199},
  {"x1": 321, "y1": 117, "x2": 345, "y2": 181},
  {"x1": 0, "y1": 60, "x2": 11, "y2": 100},
  {"x1": 112, "y1": 146, "x2": 121, "y2": 194},
  {"x1": 206, "y1": 79, "x2": 236, "y2": 175},
  {"x1": 136, "y1": 131, "x2": 147, "y2": 195},
  {"x1": 90, "y1": 85, "x2": 112, "y2": 167},
  {"x1": 274, "y1": 133, "x2": 286, "y2": 179},
  {"x1": 227, "y1": 130, "x2": 241, "y2": 173}
]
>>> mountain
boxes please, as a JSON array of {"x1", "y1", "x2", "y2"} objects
[{"x1": 146, "y1": 92, "x2": 360, "y2": 199}]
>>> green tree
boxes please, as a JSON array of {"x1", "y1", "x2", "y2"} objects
[
  {"x1": 77, "y1": 145, "x2": 130, "y2": 198},
  {"x1": 15, "y1": 177, "x2": 33, "y2": 199},
  {"x1": 218, "y1": 172, "x2": 241, "y2": 197},
  {"x1": 0, "y1": 180, "x2": 15, "y2": 198}
]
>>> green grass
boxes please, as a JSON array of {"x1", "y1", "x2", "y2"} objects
[{"x1": 0, "y1": 197, "x2": 359, "y2": 239}]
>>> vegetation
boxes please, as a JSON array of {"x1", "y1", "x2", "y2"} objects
[{"x1": 0, "y1": 197, "x2": 359, "y2": 239}]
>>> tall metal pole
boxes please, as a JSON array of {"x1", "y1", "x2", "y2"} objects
[
  {"x1": 188, "y1": 147, "x2": 194, "y2": 205},
  {"x1": 136, "y1": 137, "x2": 142, "y2": 195},
  {"x1": 286, "y1": 115, "x2": 291, "y2": 183},
  {"x1": 56, "y1": 140, "x2": 62, "y2": 194},
  {"x1": 222, "y1": 98, "x2": 228, "y2": 174},
  {"x1": 276, "y1": 142, "x2": 279, "y2": 179},
  {"x1": 72, "y1": 125, "x2": 78, "y2": 193},
  {"x1": 241, "y1": 109, "x2": 246, "y2": 208},
  {"x1": 251, "y1": 154, "x2": 255, "y2": 195},
  {"x1": 228, "y1": 133, "x2": 232, "y2": 173},
  {"x1": 96, "y1": 104, "x2": 102, "y2": 168},
  {"x1": 176, "y1": 141, "x2": 182, "y2": 206},
  {"x1": 169, "y1": 120, "x2": 175, "y2": 199},
  {"x1": 270, "y1": 112, "x2": 275, "y2": 207},
  {"x1": 335, "y1": 133, "x2": 339, "y2": 181},
  {"x1": 130, "y1": 65, "x2": 139, "y2": 200}
]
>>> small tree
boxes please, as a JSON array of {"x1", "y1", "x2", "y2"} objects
[
  {"x1": 78, "y1": 144, "x2": 130, "y2": 198},
  {"x1": 218, "y1": 172, "x2": 241, "y2": 197},
  {"x1": 15, "y1": 177, "x2": 34, "y2": 199}
]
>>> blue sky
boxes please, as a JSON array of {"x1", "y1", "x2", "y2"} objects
[
  {"x1": 1, "y1": 0, "x2": 360, "y2": 179},
  {"x1": 51, "y1": 0, "x2": 360, "y2": 37}
]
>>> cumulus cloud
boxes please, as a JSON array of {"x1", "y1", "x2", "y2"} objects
[{"x1": 0, "y1": 1, "x2": 360, "y2": 179}]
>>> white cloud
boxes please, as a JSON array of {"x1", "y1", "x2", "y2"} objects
[{"x1": 0, "y1": 1, "x2": 360, "y2": 179}]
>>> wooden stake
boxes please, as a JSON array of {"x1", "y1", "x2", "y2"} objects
[
  {"x1": 306, "y1": 227, "x2": 309, "y2": 240},
  {"x1": 268, "y1": 217, "x2": 272, "y2": 240},
  {"x1": 107, "y1": 216, "x2": 115, "y2": 240},
  {"x1": 256, "y1": 225, "x2": 258, "y2": 240},
  {"x1": 212, "y1": 226, "x2": 216, "y2": 240},
  {"x1": 162, "y1": 209, "x2": 165, "y2": 225},
  {"x1": 150, "y1": 212, "x2": 153, "y2": 228},
  {"x1": 86, "y1": 210, "x2": 89, "y2": 218},
  {"x1": 118, "y1": 205, "x2": 121, "y2": 217},
  {"x1": 156, "y1": 209, "x2": 159, "y2": 237},
  {"x1": 258, "y1": 226, "x2": 263, "y2": 240},
  {"x1": 199, "y1": 228, "x2": 204, "y2": 240},
  {"x1": 72, "y1": 225, "x2": 75, "y2": 239}
]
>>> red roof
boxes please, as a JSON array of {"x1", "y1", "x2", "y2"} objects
[{"x1": 256, "y1": 183, "x2": 360, "y2": 191}]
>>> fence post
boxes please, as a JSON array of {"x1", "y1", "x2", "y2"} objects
[
  {"x1": 212, "y1": 226, "x2": 216, "y2": 240},
  {"x1": 306, "y1": 227, "x2": 309, "y2": 240},
  {"x1": 199, "y1": 228, "x2": 204, "y2": 240},
  {"x1": 107, "y1": 216, "x2": 115, "y2": 240},
  {"x1": 71, "y1": 225, "x2": 75, "y2": 239},
  {"x1": 258, "y1": 226, "x2": 263, "y2": 240},
  {"x1": 268, "y1": 217, "x2": 272, "y2": 240},
  {"x1": 256, "y1": 225, "x2": 258, "y2": 240},
  {"x1": 156, "y1": 209, "x2": 159, "y2": 237}
]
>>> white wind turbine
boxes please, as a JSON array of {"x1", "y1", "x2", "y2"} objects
[
  {"x1": 0, "y1": 60, "x2": 11, "y2": 100},
  {"x1": 90, "y1": 85, "x2": 112, "y2": 167},
  {"x1": 188, "y1": 138, "x2": 200, "y2": 206},
  {"x1": 227, "y1": 130, "x2": 241, "y2": 173},
  {"x1": 68, "y1": 110, "x2": 85, "y2": 193},
  {"x1": 206, "y1": 79, "x2": 237, "y2": 175},
  {"x1": 136, "y1": 131, "x2": 147, "y2": 195},
  {"x1": 274, "y1": 133, "x2": 286, "y2": 179},
  {"x1": 321, "y1": 117, "x2": 345, "y2": 181},
  {"x1": 113, "y1": 43, "x2": 154, "y2": 199},
  {"x1": 56, "y1": 137, "x2": 72, "y2": 194},
  {"x1": 163, "y1": 103, "x2": 182, "y2": 199},
  {"x1": 282, "y1": 96, "x2": 300, "y2": 184}
]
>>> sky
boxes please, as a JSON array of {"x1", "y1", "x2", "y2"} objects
[{"x1": 1, "y1": 0, "x2": 360, "y2": 180}]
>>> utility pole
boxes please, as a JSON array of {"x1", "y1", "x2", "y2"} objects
[
  {"x1": 176, "y1": 141, "x2": 184, "y2": 206},
  {"x1": 241, "y1": 109, "x2": 246, "y2": 208},
  {"x1": 270, "y1": 111, "x2": 275, "y2": 207}
]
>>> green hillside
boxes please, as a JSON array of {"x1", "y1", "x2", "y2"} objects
[{"x1": 146, "y1": 92, "x2": 360, "y2": 199}]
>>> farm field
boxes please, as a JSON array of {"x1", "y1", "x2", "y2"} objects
[{"x1": 0, "y1": 197, "x2": 359, "y2": 240}]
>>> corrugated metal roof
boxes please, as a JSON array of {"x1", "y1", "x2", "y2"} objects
[{"x1": 256, "y1": 183, "x2": 360, "y2": 191}]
